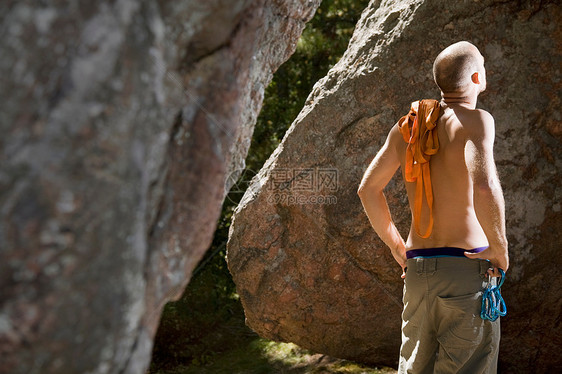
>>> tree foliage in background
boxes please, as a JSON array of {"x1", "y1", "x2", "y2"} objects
[
  {"x1": 247, "y1": 0, "x2": 369, "y2": 173},
  {"x1": 149, "y1": 1, "x2": 371, "y2": 371}
]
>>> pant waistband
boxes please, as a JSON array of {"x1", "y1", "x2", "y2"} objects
[{"x1": 405, "y1": 246, "x2": 488, "y2": 259}]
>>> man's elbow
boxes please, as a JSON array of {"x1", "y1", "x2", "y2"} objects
[
  {"x1": 357, "y1": 184, "x2": 366, "y2": 195},
  {"x1": 474, "y1": 178, "x2": 502, "y2": 196},
  {"x1": 357, "y1": 181, "x2": 370, "y2": 196},
  {"x1": 357, "y1": 183, "x2": 382, "y2": 197},
  {"x1": 357, "y1": 187, "x2": 365, "y2": 197}
]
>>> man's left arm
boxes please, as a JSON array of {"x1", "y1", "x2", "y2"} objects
[{"x1": 357, "y1": 124, "x2": 407, "y2": 277}]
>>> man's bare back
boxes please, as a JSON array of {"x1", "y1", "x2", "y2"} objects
[{"x1": 396, "y1": 103, "x2": 489, "y2": 250}]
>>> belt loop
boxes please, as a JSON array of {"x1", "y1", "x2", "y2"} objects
[
  {"x1": 479, "y1": 260, "x2": 490, "y2": 278},
  {"x1": 428, "y1": 257, "x2": 436, "y2": 274},
  {"x1": 416, "y1": 258, "x2": 423, "y2": 274}
]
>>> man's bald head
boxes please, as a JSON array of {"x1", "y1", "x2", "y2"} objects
[{"x1": 433, "y1": 41, "x2": 485, "y2": 94}]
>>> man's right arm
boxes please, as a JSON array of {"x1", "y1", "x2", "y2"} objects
[{"x1": 464, "y1": 110, "x2": 509, "y2": 272}]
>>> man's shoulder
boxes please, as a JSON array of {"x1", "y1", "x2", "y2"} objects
[
  {"x1": 459, "y1": 108, "x2": 495, "y2": 133},
  {"x1": 473, "y1": 108, "x2": 494, "y2": 123},
  {"x1": 461, "y1": 108, "x2": 495, "y2": 143},
  {"x1": 388, "y1": 121, "x2": 404, "y2": 144}
]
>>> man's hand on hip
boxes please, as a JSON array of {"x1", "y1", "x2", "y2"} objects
[{"x1": 464, "y1": 246, "x2": 509, "y2": 276}]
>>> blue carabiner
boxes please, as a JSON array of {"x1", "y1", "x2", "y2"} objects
[{"x1": 481, "y1": 268, "x2": 507, "y2": 321}]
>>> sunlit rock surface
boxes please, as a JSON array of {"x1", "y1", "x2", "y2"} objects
[
  {"x1": 227, "y1": 0, "x2": 561, "y2": 371},
  {"x1": 0, "y1": 0, "x2": 320, "y2": 372}
]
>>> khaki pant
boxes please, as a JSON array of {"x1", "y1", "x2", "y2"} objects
[{"x1": 398, "y1": 256, "x2": 500, "y2": 374}]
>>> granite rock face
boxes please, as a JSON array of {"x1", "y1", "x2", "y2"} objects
[
  {"x1": 227, "y1": 0, "x2": 561, "y2": 371},
  {"x1": 0, "y1": 0, "x2": 320, "y2": 373}
]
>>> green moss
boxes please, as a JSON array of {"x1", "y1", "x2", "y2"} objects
[{"x1": 150, "y1": 338, "x2": 395, "y2": 374}]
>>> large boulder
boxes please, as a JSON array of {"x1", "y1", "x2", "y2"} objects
[
  {"x1": 226, "y1": 0, "x2": 561, "y2": 371},
  {"x1": 0, "y1": 0, "x2": 320, "y2": 373}
]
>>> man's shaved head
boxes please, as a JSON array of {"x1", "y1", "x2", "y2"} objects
[{"x1": 433, "y1": 41, "x2": 484, "y2": 94}]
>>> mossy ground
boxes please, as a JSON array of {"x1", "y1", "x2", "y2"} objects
[{"x1": 150, "y1": 335, "x2": 396, "y2": 374}]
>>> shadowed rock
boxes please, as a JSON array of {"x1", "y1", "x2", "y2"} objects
[
  {"x1": 0, "y1": 0, "x2": 320, "y2": 373},
  {"x1": 227, "y1": 0, "x2": 561, "y2": 371}
]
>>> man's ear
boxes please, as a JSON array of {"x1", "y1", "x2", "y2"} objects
[{"x1": 471, "y1": 72, "x2": 480, "y2": 84}]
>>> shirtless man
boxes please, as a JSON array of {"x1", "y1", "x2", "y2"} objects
[{"x1": 357, "y1": 41, "x2": 509, "y2": 373}]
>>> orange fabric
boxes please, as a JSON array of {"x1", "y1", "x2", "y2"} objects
[{"x1": 397, "y1": 99, "x2": 441, "y2": 238}]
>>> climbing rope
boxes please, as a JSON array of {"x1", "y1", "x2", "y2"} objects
[{"x1": 481, "y1": 268, "x2": 507, "y2": 321}]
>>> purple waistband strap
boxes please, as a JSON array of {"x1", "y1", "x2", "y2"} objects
[{"x1": 405, "y1": 246, "x2": 488, "y2": 259}]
